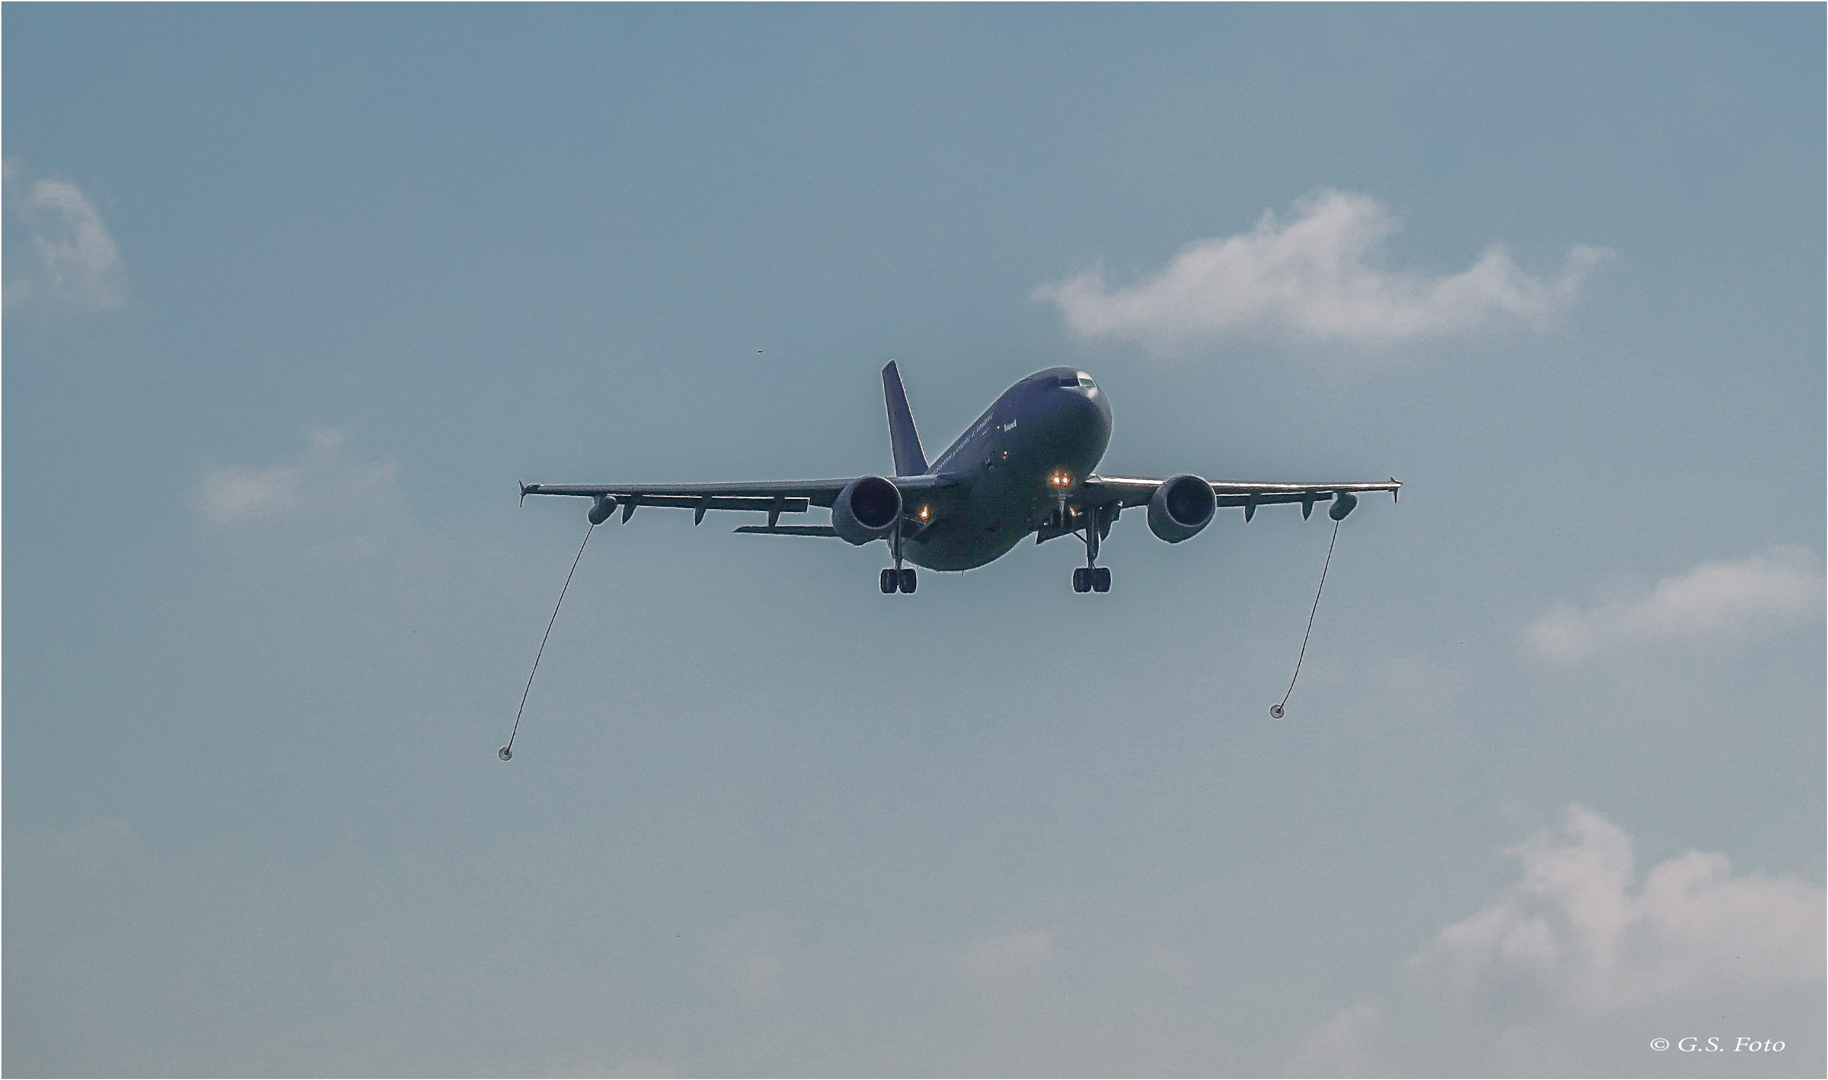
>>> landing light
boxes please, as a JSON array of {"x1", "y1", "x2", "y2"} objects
[
  {"x1": 1050, "y1": 471, "x2": 1073, "y2": 488},
  {"x1": 919, "y1": 506, "x2": 930, "y2": 521}
]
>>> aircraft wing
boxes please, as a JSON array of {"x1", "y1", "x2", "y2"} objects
[
  {"x1": 519, "y1": 474, "x2": 961, "y2": 524},
  {"x1": 1083, "y1": 475, "x2": 1401, "y2": 518}
]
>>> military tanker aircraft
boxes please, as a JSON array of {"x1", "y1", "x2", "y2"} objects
[{"x1": 520, "y1": 362, "x2": 1399, "y2": 593}]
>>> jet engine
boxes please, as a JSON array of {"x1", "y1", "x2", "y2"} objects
[
  {"x1": 831, "y1": 475, "x2": 903, "y2": 545},
  {"x1": 1328, "y1": 491, "x2": 1359, "y2": 520},
  {"x1": 1147, "y1": 474, "x2": 1216, "y2": 543}
]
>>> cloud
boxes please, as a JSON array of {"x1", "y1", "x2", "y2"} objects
[
  {"x1": 1527, "y1": 546, "x2": 1824, "y2": 663},
  {"x1": 1286, "y1": 807, "x2": 1825, "y2": 1076},
  {"x1": 4, "y1": 162, "x2": 127, "y2": 310},
  {"x1": 1282, "y1": 1002, "x2": 1380, "y2": 1078},
  {"x1": 1417, "y1": 806, "x2": 1823, "y2": 1013},
  {"x1": 193, "y1": 428, "x2": 430, "y2": 581},
  {"x1": 196, "y1": 460, "x2": 306, "y2": 526},
  {"x1": 1034, "y1": 190, "x2": 1608, "y2": 348},
  {"x1": 701, "y1": 919, "x2": 789, "y2": 1009},
  {"x1": 196, "y1": 428, "x2": 400, "y2": 527},
  {"x1": 950, "y1": 929, "x2": 1060, "y2": 990}
]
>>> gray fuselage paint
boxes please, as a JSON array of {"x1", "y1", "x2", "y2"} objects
[{"x1": 899, "y1": 367, "x2": 1112, "y2": 571}]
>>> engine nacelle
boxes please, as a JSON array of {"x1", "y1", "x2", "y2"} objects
[
  {"x1": 831, "y1": 475, "x2": 902, "y2": 545},
  {"x1": 588, "y1": 495, "x2": 617, "y2": 525},
  {"x1": 1147, "y1": 474, "x2": 1216, "y2": 543},
  {"x1": 1328, "y1": 491, "x2": 1359, "y2": 520}
]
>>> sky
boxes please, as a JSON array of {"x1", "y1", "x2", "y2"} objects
[{"x1": 4, "y1": 6, "x2": 1823, "y2": 1077}]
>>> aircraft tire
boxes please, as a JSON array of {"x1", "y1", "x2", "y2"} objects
[
  {"x1": 1072, "y1": 567, "x2": 1089, "y2": 593},
  {"x1": 880, "y1": 569, "x2": 898, "y2": 594},
  {"x1": 1093, "y1": 567, "x2": 1111, "y2": 592},
  {"x1": 899, "y1": 569, "x2": 917, "y2": 593}
]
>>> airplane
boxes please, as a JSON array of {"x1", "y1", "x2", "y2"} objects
[{"x1": 520, "y1": 362, "x2": 1399, "y2": 594}]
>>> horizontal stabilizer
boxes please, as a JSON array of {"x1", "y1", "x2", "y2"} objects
[{"x1": 733, "y1": 524, "x2": 841, "y2": 538}]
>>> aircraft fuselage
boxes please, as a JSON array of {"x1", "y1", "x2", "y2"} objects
[{"x1": 903, "y1": 367, "x2": 1111, "y2": 571}]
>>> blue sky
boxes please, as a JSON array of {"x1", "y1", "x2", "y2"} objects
[{"x1": 5, "y1": 6, "x2": 1822, "y2": 1076}]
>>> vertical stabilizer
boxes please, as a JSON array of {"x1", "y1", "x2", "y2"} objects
[{"x1": 881, "y1": 361, "x2": 929, "y2": 477}]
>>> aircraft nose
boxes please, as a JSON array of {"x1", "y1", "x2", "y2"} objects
[
  {"x1": 1062, "y1": 383, "x2": 1109, "y2": 423},
  {"x1": 1082, "y1": 384, "x2": 1112, "y2": 425},
  {"x1": 1039, "y1": 383, "x2": 1111, "y2": 440}
]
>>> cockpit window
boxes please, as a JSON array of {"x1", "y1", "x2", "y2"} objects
[
  {"x1": 1077, "y1": 373, "x2": 1095, "y2": 388},
  {"x1": 1054, "y1": 375, "x2": 1078, "y2": 387}
]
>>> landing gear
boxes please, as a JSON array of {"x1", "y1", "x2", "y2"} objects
[
  {"x1": 881, "y1": 521, "x2": 917, "y2": 593},
  {"x1": 1072, "y1": 566, "x2": 1112, "y2": 593},
  {"x1": 880, "y1": 567, "x2": 918, "y2": 593},
  {"x1": 1071, "y1": 507, "x2": 1112, "y2": 593}
]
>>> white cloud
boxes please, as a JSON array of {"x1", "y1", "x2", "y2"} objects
[
  {"x1": 1527, "y1": 546, "x2": 1824, "y2": 663},
  {"x1": 1034, "y1": 190, "x2": 1608, "y2": 348},
  {"x1": 950, "y1": 929, "x2": 1060, "y2": 990},
  {"x1": 186, "y1": 428, "x2": 456, "y2": 687},
  {"x1": 1286, "y1": 806, "x2": 1825, "y2": 1076},
  {"x1": 193, "y1": 429, "x2": 428, "y2": 579},
  {"x1": 1282, "y1": 1002, "x2": 1380, "y2": 1078},
  {"x1": 196, "y1": 461, "x2": 305, "y2": 525},
  {"x1": 1417, "y1": 806, "x2": 1822, "y2": 1013},
  {"x1": 701, "y1": 919, "x2": 788, "y2": 1009},
  {"x1": 5, "y1": 163, "x2": 128, "y2": 310},
  {"x1": 196, "y1": 429, "x2": 399, "y2": 528}
]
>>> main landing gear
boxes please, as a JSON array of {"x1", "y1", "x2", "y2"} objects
[
  {"x1": 1073, "y1": 566, "x2": 1111, "y2": 593},
  {"x1": 880, "y1": 567, "x2": 917, "y2": 593},
  {"x1": 1071, "y1": 505, "x2": 1112, "y2": 593},
  {"x1": 881, "y1": 522, "x2": 916, "y2": 594}
]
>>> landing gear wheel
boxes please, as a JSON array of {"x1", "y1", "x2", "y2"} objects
[
  {"x1": 898, "y1": 568, "x2": 917, "y2": 593},
  {"x1": 1072, "y1": 567, "x2": 1090, "y2": 593},
  {"x1": 880, "y1": 569, "x2": 898, "y2": 594},
  {"x1": 1092, "y1": 566, "x2": 1112, "y2": 592}
]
